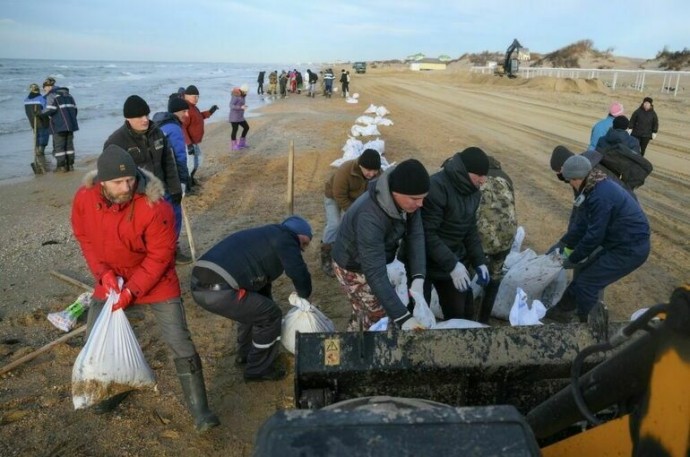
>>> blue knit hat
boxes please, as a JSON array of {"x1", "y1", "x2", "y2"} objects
[{"x1": 282, "y1": 215, "x2": 313, "y2": 239}]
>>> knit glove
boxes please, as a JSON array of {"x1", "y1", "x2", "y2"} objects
[
  {"x1": 652, "y1": 133, "x2": 657, "y2": 140},
  {"x1": 450, "y1": 262, "x2": 471, "y2": 291}
]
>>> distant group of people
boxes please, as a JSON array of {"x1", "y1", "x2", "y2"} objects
[
  {"x1": 256, "y1": 67, "x2": 351, "y2": 99},
  {"x1": 25, "y1": 65, "x2": 661, "y2": 435},
  {"x1": 589, "y1": 97, "x2": 659, "y2": 157}
]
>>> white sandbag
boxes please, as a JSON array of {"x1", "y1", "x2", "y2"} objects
[
  {"x1": 386, "y1": 259, "x2": 409, "y2": 306},
  {"x1": 509, "y1": 288, "x2": 546, "y2": 326},
  {"x1": 362, "y1": 138, "x2": 385, "y2": 156},
  {"x1": 410, "y1": 289, "x2": 436, "y2": 329},
  {"x1": 330, "y1": 157, "x2": 347, "y2": 168},
  {"x1": 369, "y1": 317, "x2": 390, "y2": 331},
  {"x1": 493, "y1": 252, "x2": 564, "y2": 320},
  {"x1": 346, "y1": 96, "x2": 359, "y2": 104},
  {"x1": 540, "y1": 268, "x2": 567, "y2": 308},
  {"x1": 503, "y1": 248, "x2": 537, "y2": 273},
  {"x1": 72, "y1": 289, "x2": 155, "y2": 410},
  {"x1": 281, "y1": 292, "x2": 335, "y2": 354},
  {"x1": 341, "y1": 137, "x2": 364, "y2": 160},
  {"x1": 375, "y1": 105, "x2": 390, "y2": 117},
  {"x1": 350, "y1": 124, "x2": 381, "y2": 137},
  {"x1": 429, "y1": 287, "x2": 444, "y2": 319},
  {"x1": 433, "y1": 319, "x2": 488, "y2": 329},
  {"x1": 364, "y1": 104, "x2": 378, "y2": 114},
  {"x1": 356, "y1": 115, "x2": 376, "y2": 125},
  {"x1": 374, "y1": 116, "x2": 394, "y2": 126}
]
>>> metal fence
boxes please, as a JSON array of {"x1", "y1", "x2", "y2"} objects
[{"x1": 470, "y1": 66, "x2": 690, "y2": 97}]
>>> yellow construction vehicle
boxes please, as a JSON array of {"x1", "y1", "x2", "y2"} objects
[{"x1": 254, "y1": 284, "x2": 690, "y2": 456}]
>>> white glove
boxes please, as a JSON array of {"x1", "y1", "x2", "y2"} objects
[
  {"x1": 410, "y1": 278, "x2": 425, "y2": 297},
  {"x1": 450, "y1": 262, "x2": 470, "y2": 291},
  {"x1": 477, "y1": 264, "x2": 490, "y2": 286},
  {"x1": 180, "y1": 183, "x2": 187, "y2": 196},
  {"x1": 401, "y1": 316, "x2": 426, "y2": 331},
  {"x1": 626, "y1": 129, "x2": 632, "y2": 135},
  {"x1": 652, "y1": 133, "x2": 657, "y2": 140}
]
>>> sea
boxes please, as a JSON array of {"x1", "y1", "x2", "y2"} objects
[{"x1": 0, "y1": 58, "x2": 309, "y2": 183}]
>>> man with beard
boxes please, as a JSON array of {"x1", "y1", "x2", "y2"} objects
[{"x1": 71, "y1": 145, "x2": 219, "y2": 432}]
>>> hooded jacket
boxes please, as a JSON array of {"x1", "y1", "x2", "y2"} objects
[
  {"x1": 421, "y1": 154, "x2": 487, "y2": 279},
  {"x1": 588, "y1": 115, "x2": 614, "y2": 151},
  {"x1": 71, "y1": 169, "x2": 180, "y2": 303},
  {"x1": 229, "y1": 88, "x2": 246, "y2": 123},
  {"x1": 596, "y1": 128, "x2": 641, "y2": 154},
  {"x1": 152, "y1": 112, "x2": 189, "y2": 186},
  {"x1": 562, "y1": 170, "x2": 650, "y2": 264},
  {"x1": 629, "y1": 104, "x2": 659, "y2": 139},
  {"x1": 194, "y1": 224, "x2": 312, "y2": 299},
  {"x1": 324, "y1": 159, "x2": 380, "y2": 211},
  {"x1": 24, "y1": 92, "x2": 49, "y2": 129},
  {"x1": 331, "y1": 166, "x2": 426, "y2": 323},
  {"x1": 43, "y1": 87, "x2": 79, "y2": 133},
  {"x1": 104, "y1": 121, "x2": 182, "y2": 196}
]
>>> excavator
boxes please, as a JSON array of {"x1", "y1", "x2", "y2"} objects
[
  {"x1": 495, "y1": 38, "x2": 523, "y2": 78},
  {"x1": 254, "y1": 284, "x2": 690, "y2": 456}
]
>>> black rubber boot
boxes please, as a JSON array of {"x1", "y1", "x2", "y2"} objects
[{"x1": 174, "y1": 353, "x2": 220, "y2": 433}]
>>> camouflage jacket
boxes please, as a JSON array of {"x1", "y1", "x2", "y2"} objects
[{"x1": 477, "y1": 158, "x2": 517, "y2": 256}]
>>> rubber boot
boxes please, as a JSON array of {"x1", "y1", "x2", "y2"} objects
[
  {"x1": 174, "y1": 353, "x2": 220, "y2": 433},
  {"x1": 231, "y1": 140, "x2": 241, "y2": 151},
  {"x1": 238, "y1": 137, "x2": 248, "y2": 149},
  {"x1": 320, "y1": 243, "x2": 335, "y2": 277}
]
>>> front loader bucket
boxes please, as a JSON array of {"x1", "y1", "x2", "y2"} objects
[{"x1": 295, "y1": 322, "x2": 625, "y2": 413}]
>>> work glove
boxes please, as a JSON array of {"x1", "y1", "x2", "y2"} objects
[
  {"x1": 410, "y1": 278, "x2": 425, "y2": 298},
  {"x1": 209, "y1": 105, "x2": 219, "y2": 115},
  {"x1": 476, "y1": 265, "x2": 490, "y2": 287},
  {"x1": 450, "y1": 262, "x2": 470, "y2": 292},
  {"x1": 626, "y1": 129, "x2": 633, "y2": 135},
  {"x1": 100, "y1": 270, "x2": 120, "y2": 293},
  {"x1": 652, "y1": 133, "x2": 657, "y2": 140},
  {"x1": 561, "y1": 258, "x2": 576, "y2": 270},
  {"x1": 401, "y1": 316, "x2": 426, "y2": 331},
  {"x1": 562, "y1": 247, "x2": 573, "y2": 258},
  {"x1": 112, "y1": 288, "x2": 134, "y2": 311},
  {"x1": 170, "y1": 193, "x2": 183, "y2": 205}
]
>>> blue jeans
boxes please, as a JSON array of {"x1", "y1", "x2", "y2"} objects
[{"x1": 322, "y1": 197, "x2": 341, "y2": 244}]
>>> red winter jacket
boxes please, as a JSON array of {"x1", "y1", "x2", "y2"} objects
[
  {"x1": 71, "y1": 169, "x2": 180, "y2": 303},
  {"x1": 182, "y1": 101, "x2": 211, "y2": 145}
]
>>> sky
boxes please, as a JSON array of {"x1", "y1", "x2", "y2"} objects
[{"x1": 0, "y1": 0, "x2": 688, "y2": 64}]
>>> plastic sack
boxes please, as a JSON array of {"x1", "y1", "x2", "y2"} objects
[
  {"x1": 281, "y1": 292, "x2": 335, "y2": 354},
  {"x1": 72, "y1": 289, "x2": 155, "y2": 410},
  {"x1": 369, "y1": 317, "x2": 487, "y2": 331},
  {"x1": 386, "y1": 259, "x2": 409, "y2": 306},
  {"x1": 364, "y1": 104, "x2": 378, "y2": 114},
  {"x1": 374, "y1": 116, "x2": 394, "y2": 126},
  {"x1": 493, "y1": 252, "x2": 565, "y2": 320},
  {"x1": 350, "y1": 124, "x2": 381, "y2": 137},
  {"x1": 362, "y1": 138, "x2": 385, "y2": 156},
  {"x1": 356, "y1": 115, "x2": 376, "y2": 125},
  {"x1": 409, "y1": 289, "x2": 436, "y2": 329},
  {"x1": 48, "y1": 292, "x2": 92, "y2": 332},
  {"x1": 509, "y1": 288, "x2": 546, "y2": 326},
  {"x1": 429, "y1": 287, "x2": 444, "y2": 320}
]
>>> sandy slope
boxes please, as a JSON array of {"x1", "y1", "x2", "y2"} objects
[{"x1": 0, "y1": 68, "x2": 687, "y2": 456}]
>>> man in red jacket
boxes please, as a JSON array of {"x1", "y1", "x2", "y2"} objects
[
  {"x1": 182, "y1": 85, "x2": 218, "y2": 192},
  {"x1": 71, "y1": 145, "x2": 219, "y2": 433}
]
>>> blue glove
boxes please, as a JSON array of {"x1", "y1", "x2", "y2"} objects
[{"x1": 477, "y1": 265, "x2": 490, "y2": 286}]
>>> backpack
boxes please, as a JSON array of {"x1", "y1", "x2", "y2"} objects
[{"x1": 597, "y1": 143, "x2": 653, "y2": 190}]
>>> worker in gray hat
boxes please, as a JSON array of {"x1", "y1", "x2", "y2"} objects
[
  {"x1": 544, "y1": 155, "x2": 650, "y2": 323},
  {"x1": 71, "y1": 145, "x2": 219, "y2": 432}
]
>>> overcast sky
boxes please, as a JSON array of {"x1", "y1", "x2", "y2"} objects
[{"x1": 1, "y1": 0, "x2": 688, "y2": 63}]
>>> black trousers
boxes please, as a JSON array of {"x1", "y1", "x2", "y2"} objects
[
  {"x1": 191, "y1": 279, "x2": 281, "y2": 376},
  {"x1": 231, "y1": 121, "x2": 250, "y2": 140},
  {"x1": 423, "y1": 278, "x2": 474, "y2": 320}
]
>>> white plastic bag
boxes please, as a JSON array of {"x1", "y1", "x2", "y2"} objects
[
  {"x1": 350, "y1": 124, "x2": 381, "y2": 137},
  {"x1": 493, "y1": 252, "x2": 564, "y2": 320},
  {"x1": 387, "y1": 259, "x2": 409, "y2": 306},
  {"x1": 72, "y1": 289, "x2": 155, "y2": 410},
  {"x1": 48, "y1": 292, "x2": 92, "y2": 332},
  {"x1": 281, "y1": 292, "x2": 335, "y2": 354},
  {"x1": 409, "y1": 289, "x2": 436, "y2": 329},
  {"x1": 509, "y1": 288, "x2": 546, "y2": 326}
]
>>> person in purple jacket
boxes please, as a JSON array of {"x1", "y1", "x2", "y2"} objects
[{"x1": 229, "y1": 84, "x2": 250, "y2": 151}]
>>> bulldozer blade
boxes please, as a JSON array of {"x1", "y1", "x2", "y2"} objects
[{"x1": 295, "y1": 322, "x2": 626, "y2": 412}]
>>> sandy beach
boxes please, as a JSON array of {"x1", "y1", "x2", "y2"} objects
[{"x1": 1, "y1": 66, "x2": 688, "y2": 456}]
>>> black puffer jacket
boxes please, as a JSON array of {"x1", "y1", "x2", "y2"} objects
[
  {"x1": 104, "y1": 122, "x2": 181, "y2": 196},
  {"x1": 332, "y1": 166, "x2": 426, "y2": 323},
  {"x1": 421, "y1": 154, "x2": 487, "y2": 280},
  {"x1": 629, "y1": 105, "x2": 659, "y2": 139}
]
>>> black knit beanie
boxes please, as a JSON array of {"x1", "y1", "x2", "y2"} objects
[
  {"x1": 168, "y1": 97, "x2": 189, "y2": 113},
  {"x1": 97, "y1": 145, "x2": 137, "y2": 182},
  {"x1": 358, "y1": 149, "x2": 382, "y2": 170},
  {"x1": 613, "y1": 115, "x2": 629, "y2": 130},
  {"x1": 459, "y1": 147, "x2": 490, "y2": 175},
  {"x1": 123, "y1": 95, "x2": 150, "y2": 118},
  {"x1": 388, "y1": 159, "x2": 430, "y2": 195},
  {"x1": 185, "y1": 85, "x2": 200, "y2": 95},
  {"x1": 550, "y1": 145, "x2": 574, "y2": 172}
]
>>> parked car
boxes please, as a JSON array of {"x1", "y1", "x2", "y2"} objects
[{"x1": 353, "y1": 62, "x2": 367, "y2": 74}]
